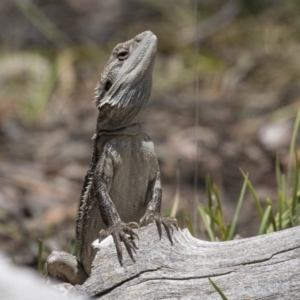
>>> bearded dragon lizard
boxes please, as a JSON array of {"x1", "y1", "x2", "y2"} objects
[{"x1": 47, "y1": 31, "x2": 177, "y2": 285}]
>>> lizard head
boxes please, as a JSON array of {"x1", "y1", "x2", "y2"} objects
[{"x1": 94, "y1": 31, "x2": 157, "y2": 130}]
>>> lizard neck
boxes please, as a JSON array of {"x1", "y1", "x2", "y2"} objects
[{"x1": 94, "y1": 123, "x2": 142, "y2": 138}]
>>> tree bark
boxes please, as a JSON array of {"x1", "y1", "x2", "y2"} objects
[{"x1": 70, "y1": 223, "x2": 300, "y2": 299}]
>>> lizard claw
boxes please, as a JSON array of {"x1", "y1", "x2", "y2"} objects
[
  {"x1": 139, "y1": 210, "x2": 178, "y2": 245},
  {"x1": 99, "y1": 221, "x2": 139, "y2": 265}
]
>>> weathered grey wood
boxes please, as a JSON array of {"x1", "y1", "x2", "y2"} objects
[{"x1": 70, "y1": 223, "x2": 300, "y2": 299}]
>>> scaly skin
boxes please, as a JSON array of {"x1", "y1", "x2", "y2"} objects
[{"x1": 47, "y1": 31, "x2": 177, "y2": 285}]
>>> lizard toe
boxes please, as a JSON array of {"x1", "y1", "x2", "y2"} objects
[
  {"x1": 111, "y1": 230, "x2": 124, "y2": 265},
  {"x1": 104, "y1": 222, "x2": 139, "y2": 265},
  {"x1": 140, "y1": 210, "x2": 178, "y2": 245},
  {"x1": 99, "y1": 229, "x2": 110, "y2": 242}
]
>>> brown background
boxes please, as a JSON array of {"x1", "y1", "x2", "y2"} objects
[{"x1": 0, "y1": 0, "x2": 300, "y2": 269}]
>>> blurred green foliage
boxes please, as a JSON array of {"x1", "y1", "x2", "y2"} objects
[{"x1": 177, "y1": 109, "x2": 300, "y2": 240}]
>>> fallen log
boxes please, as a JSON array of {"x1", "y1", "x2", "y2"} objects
[{"x1": 70, "y1": 223, "x2": 300, "y2": 299}]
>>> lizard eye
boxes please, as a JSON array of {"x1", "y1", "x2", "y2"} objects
[
  {"x1": 104, "y1": 80, "x2": 112, "y2": 91},
  {"x1": 117, "y1": 49, "x2": 129, "y2": 61}
]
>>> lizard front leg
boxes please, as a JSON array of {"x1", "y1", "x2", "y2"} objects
[
  {"x1": 94, "y1": 155, "x2": 139, "y2": 265},
  {"x1": 140, "y1": 169, "x2": 178, "y2": 243}
]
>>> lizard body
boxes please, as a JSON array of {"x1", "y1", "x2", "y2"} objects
[{"x1": 47, "y1": 31, "x2": 177, "y2": 285}]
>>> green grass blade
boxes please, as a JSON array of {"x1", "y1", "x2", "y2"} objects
[
  {"x1": 212, "y1": 183, "x2": 222, "y2": 215},
  {"x1": 209, "y1": 278, "x2": 229, "y2": 300},
  {"x1": 266, "y1": 198, "x2": 277, "y2": 232},
  {"x1": 227, "y1": 177, "x2": 247, "y2": 240},
  {"x1": 170, "y1": 164, "x2": 180, "y2": 218},
  {"x1": 185, "y1": 208, "x2": 194, "y2": 236},
  {"x1": 258, "y1": 205, "x2": 271, "y2": 235},
  {"x1": 240, "y1": 169, "x2": 263, "y2": 221},
  {"x1": 278, "y1": 175, "x2": 287, "y2": 230},
  {"x1": 275, "y1": 153, "x2": 281, "y2": 190},
  {"x1": 215, "y1": 207, "x2": 225, "y2": 240},
  {"x1": 280, "y1": 208, "x2": 293, "y2": 229},
  {"x1": 198, "y1": 205, "x2": 215, "y2": 241},
  {"x1": 287, "y1": 108, "x2": 300, "y2": 192},
  {"x1": 292, "y1": 149, "x2": 299, "y2": 217},
  {"x1": 205, "y1": 175, "x2": 215, "y2": 239},
  {"x1": 212, "y1": 183, "x2": 227, "y2": 239},
  {"x1": 278, "y1": 190, "x2": 283, "y2": 231},
  {"x1": 37, "y1": 239, "x2": 44, "y2": 275},
  {"x1": 275, "y1": 154, "x2": 284, "y2": 230}
]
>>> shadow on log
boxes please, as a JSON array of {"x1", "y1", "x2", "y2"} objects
[{"x1": 70, "y1": 223, "x2": 300, "y2": 299}]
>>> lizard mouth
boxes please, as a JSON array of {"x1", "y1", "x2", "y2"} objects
[{"x1": 105, "y1": 80, "x2": 112, "y2": 92}]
